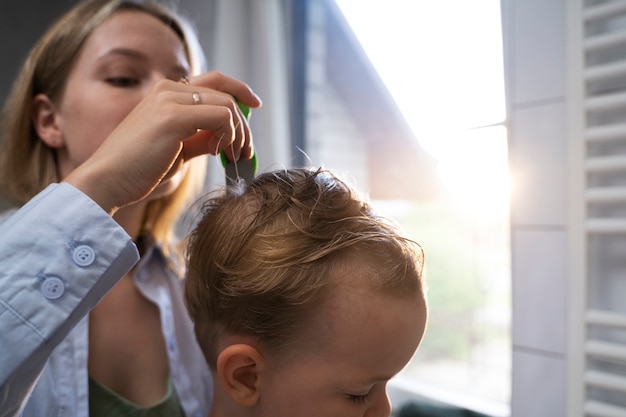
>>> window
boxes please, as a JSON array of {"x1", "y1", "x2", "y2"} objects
[{"x1": 334, "y1": 0, "x2": 511, "y2": 414}]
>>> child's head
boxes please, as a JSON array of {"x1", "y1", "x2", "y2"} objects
[{"x1": 185, "y1": 167, "x2": 428, "y2": 417}]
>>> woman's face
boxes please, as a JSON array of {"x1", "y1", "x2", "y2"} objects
[{"x1": 50, "y1": 9, "x2": 190, "y2": 181}]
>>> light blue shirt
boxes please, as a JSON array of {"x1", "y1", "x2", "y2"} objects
[{"x1": 0, "y1": 183, "x2": 212, "y2": 417}]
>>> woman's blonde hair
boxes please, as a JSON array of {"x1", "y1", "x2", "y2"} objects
[
  {"x1": 0, "y1": 0, "x2": 207, "y2": 249},
  {"x1": 185, "y1": 168, "x2": 426, "y2": 368}
]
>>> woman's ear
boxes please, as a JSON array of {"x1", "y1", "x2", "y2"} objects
[
  {"x1": 32, "y1": 93, "x2": 64, "y2": 148},
  {"x1": 216, "y1": 344, "x2": 265, "y2": 407}
]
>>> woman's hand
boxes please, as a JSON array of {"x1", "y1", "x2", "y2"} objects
[{"x1": 64, "y1": 71, "x2": 262, "y2": 214}]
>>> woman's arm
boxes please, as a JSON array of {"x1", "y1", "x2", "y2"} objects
[{"x1": 0, "y1": 183, "x2": 139, "y2": 416}]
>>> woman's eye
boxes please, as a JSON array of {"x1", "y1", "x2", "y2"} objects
[{"x1": 106, "y1": 77, "x2": 139, "y2": 87}]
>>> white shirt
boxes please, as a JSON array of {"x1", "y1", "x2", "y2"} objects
[{"x1": 0, "y1": 183, "x2": 212, "y2": 417}]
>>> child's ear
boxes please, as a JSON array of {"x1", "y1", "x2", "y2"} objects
[
  {"x1": 32, "y1": 94, "x2": 64, "y2": 148},
  {"x1": 216, "y1": 344, "x2": 265, "y2": 407}
]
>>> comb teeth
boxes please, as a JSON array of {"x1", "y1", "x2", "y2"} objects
[
  {"x1": 224, "y1": 156, "x2": 256, "y2": 186},
  {"x1": 223, "y1": 101, "x2": 255, "y2": 185}
]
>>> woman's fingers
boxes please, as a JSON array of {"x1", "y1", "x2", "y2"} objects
[
  {"x1": 174, "y1": 87, "x2": 251, "y2": 161},
  {"x1": 180, "y1": 119, "x2": 253, "y2": 163},
  {"x1": 186, "y1": 71, "x2": 262, "y2": 110}
]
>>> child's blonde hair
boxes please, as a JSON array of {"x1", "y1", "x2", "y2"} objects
[{"x1": 185, "y1": 167, "x2": 425, "y2": 367}]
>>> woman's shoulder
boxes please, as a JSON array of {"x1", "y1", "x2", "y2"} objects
[{"x1": 0, "y1": 206, "x2": 19, "y2": 226}]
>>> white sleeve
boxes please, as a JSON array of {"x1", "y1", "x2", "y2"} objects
[{"x1": 0, "y1": 182, "x2": 139, "y2": 416}]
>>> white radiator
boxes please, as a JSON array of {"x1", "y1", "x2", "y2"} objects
[{"x1": 569, "y1": 1, "x2": 626, "y2": 416}]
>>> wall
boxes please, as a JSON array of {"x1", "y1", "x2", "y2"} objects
[
  {"x1": 0, "y1": 1, "x2": 75, "y2": 102},
  {"x1": 501, "y1": 0, "x2": 568, "y2": 415}
]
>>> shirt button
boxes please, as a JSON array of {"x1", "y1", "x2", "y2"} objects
[
  {"x1": 41, "y1": 276, "x2": 65, "y2": 300},
  {"x1": 73, "y1": 245, "x2": 95, "y2": 267}
]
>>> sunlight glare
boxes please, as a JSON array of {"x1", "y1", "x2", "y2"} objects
[
  {"x1": 436, "y1": 126, "x2": 510, "y2": 218},
  {"x1": 334, "y1": 0, "x2": 509, "y2": 216}
]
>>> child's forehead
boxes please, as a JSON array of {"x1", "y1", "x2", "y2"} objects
[
  {"x1": 310, "y1": 278, "x2": 422, "y2": 339},
  {"x1": 287, "y1": 284, "x2": 426, "y2": 376}
]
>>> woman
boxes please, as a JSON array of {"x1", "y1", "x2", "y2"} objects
[{"x1": 0, "y1": 0, "x2": 261, "y2": 415}]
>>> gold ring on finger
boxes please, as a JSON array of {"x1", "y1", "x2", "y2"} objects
[{"x1": 192, "y1": 92, "x2": 201, "y2": 105}]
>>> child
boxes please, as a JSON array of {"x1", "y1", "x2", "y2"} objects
[{"x1": 185, "y1": 167, "x2": 428, "y2": 417}]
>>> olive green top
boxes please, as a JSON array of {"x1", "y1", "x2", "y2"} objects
[{"x1": 89, "y1": 376, "x2": 185, "y2": 417}]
